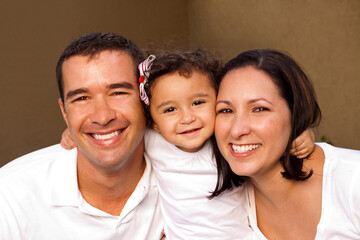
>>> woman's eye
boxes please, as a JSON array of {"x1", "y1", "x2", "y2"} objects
[
  {"x1": 253, "y1": 107, "x2": 269, "y2": 112},
  {"x1": 217, "y1": 108, "x2": 233, "y2": 114},
  {"x1": 193, "y1": 100, "x2": 205, "y2": 106},
  {"x1": 164, "y1": 107, "x2": 176, "y2": 113}
]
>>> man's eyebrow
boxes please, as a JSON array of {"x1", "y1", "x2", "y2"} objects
[
  {"x1": 108, "y1": 82, "x2": 135, "y2": 90},
  {"x1": 65, "y1": 82, "x2": 136, "y2": 100},
  {"x1": 66, "y1": 88, "x2": 88, "y2": 100}
]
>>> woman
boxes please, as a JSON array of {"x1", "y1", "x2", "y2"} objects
[{"x1": 213, "y1": 49, "x2": 360, "y2": 239}]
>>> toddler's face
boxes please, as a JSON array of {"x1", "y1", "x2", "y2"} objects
[{"x1": 149, "y1": 71, "x2": 216, "y2": 152}]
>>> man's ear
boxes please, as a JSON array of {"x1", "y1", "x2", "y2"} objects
[{"x1": 58, "y1": 98, "x2": 69, "y2": 127}]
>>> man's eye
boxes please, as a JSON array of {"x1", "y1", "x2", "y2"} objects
[
  {"x1": 72, "y1": 96, "x2": 88, "y2": 102},
  {"x1": 193, "y1": 100, "x2": 205, "y2": 106},
  {"x1": 164, "y1": 107, "x2": 176, "y2": 113},
  {"x1": 112, "y1": 91, "x2": 127, "y2": 96},
  {"x1": 217, "y1": 108, "x2": 233, "y2": 114}
]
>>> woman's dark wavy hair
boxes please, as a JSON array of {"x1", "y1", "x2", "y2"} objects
[
  {"x1": 143, "y1": 49, "x2": 220, "y2": 127},
  {"x1": 211, "y1": 49, "x2": 322, "y2": 197}
]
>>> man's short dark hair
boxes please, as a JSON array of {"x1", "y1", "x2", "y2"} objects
[{"x1": 56, "y1": 32, "x2": 145, "y2": 103}]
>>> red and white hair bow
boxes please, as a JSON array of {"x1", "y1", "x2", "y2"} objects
[{"x1": 138, "y1": 55, "x2": 156, "y2": 106}]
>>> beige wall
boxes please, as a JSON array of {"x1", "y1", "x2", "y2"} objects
[
  {"x1": 0, "y1": 0, "x2": 189, "y2": 167},
  {"x1": 1, "y1": 0, "x2": 359, "y2": 167},
  {"x1": 189, "y1": 0, "x2": 360, "y2": 150}
]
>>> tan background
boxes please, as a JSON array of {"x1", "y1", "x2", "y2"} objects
[{"x1": 1, "y1": 0, "x2": 359, "y2": 167}]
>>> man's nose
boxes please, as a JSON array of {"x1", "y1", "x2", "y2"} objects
[{"x1": 90, "y1": 97, "x2": 116, "y2": 126}]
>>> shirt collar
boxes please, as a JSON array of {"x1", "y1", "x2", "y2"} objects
[
  {"x1": 118, "y1": 156, "x2": 154, "y2": 220},
  {"x1": 48, "y1": 148, "x2": 155, "y2": 213}
]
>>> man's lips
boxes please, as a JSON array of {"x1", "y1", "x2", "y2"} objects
[{"x1": 90, "y1": 130, "x2": 123, "y2": 140}]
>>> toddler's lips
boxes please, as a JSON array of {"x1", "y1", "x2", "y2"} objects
[{"x1": 180, "y1": 128, "x2": 201, "y2": 134}]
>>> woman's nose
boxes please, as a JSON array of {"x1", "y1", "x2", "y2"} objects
[{"x1": 230, "y1": 113, "x2": 251, "y2": 139}]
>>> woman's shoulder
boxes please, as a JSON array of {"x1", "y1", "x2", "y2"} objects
[
  {"x1": 319, "y1": 142, "x2": 360, "y2": 195},
  {"x1": 317, "y1": 142, "x2": 360, "y2": 166},
  {"x1": 316, "y1": 143, "x2": 360, "y2": 238}
]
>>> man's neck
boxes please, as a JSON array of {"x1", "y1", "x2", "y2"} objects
[{"x1": 76, "y1": 155, "x2": 146, "y2": 216}]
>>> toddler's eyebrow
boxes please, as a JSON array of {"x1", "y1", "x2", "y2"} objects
[
  {"x1": 156, "y1": 100, "x2": 173, "y2": 110},
  {"x1": 193, "y1": 93, "x2": 210, "y2": 98},
  {"x1": 156, "y1": 93, "x2": 212, "y2": 110}
]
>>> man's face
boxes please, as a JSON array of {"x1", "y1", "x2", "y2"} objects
[{"x1": 59, "y1": 50, "x2": 146, "y2": 172}]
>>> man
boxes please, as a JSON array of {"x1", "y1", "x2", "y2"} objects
[{"x1": 0, "y1": 32, "x2": 163, "y2": 239}]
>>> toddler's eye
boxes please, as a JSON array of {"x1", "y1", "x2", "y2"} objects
[
  {"x1": 164, "y1": 107, "x2": 176, "y2": 113},
  {"x1": 193, "y1": 100, "x2": 205, "y2": 106}
]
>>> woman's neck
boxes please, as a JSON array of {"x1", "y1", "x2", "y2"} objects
[
  {"x1": 251, "y1": 166, "x2": 295, "y2": 208},
  {"x1": 250, "y1": 145, "x2": 325, "y2": 206},
  {"x1": 250, "y1": 145, "x2": 325, "y2": 240}
]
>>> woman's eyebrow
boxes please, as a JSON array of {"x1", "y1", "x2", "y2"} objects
[
  {"x1": 248, "y1": 97, "x2": 273, "y2": 105},
  {"x1": 216, "y1": 100, "x2": 231, "y2": 106}
]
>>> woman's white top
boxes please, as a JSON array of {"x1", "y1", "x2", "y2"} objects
[{"x1": 246, "y1": 143, "x2": 360, "y2": 239}]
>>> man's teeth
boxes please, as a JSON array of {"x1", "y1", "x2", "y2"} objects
[
  {"x1": 232, "y1": 144, "x2": 260, "y2": 153},
  {"x1": 93, "y1": 131, "x2": 121, "y2": 140}
]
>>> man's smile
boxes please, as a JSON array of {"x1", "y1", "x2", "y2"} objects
[{"x1": 91, "y1": 130, "x2": 122, "y2": 140}]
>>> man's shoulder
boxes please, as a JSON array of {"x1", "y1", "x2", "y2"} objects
[{"x1": 0, "y1": 144, "x2": 68, "y2": 181}]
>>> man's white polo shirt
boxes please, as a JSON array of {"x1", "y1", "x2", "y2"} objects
[{"x1": 0, "y1": 144, "x2": 163, "y2": 240}]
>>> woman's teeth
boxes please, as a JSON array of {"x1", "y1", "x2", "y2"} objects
[
  {"x1": 232, "y1": 144, "x2": 260, "y2": 153},
  {"x1": 92, "y1": 130, "x2": 121, "y2": 140}
]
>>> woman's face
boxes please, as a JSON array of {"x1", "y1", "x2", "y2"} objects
[{"x1": 215, "y1": 66, "x2": 292, "y2": 180}]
